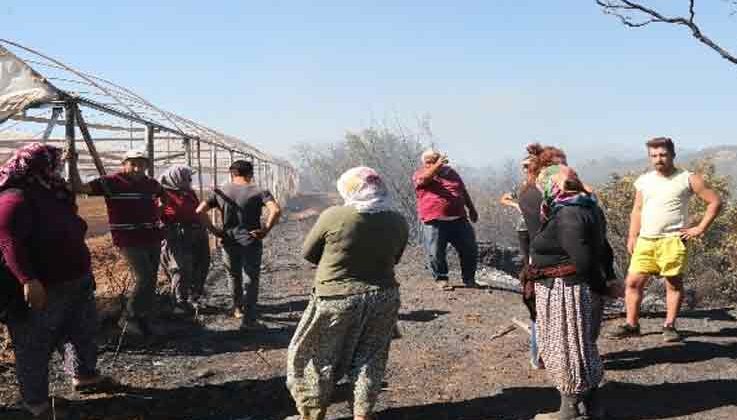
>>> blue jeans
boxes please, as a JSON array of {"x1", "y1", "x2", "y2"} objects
[
  {"x1": 222, "y1": 241, "x2": 263, "y2": 321},
  {"x1": 530, "y1": 320, "x2": 540, "y2": 368},
  {"x1": 422, "y1": 218, "x2": 478, "y2": 284}
]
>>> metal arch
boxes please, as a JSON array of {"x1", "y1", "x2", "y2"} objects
[
  {"x1": 20, "y1": 55, "x2": 190, "y2": 136},
  {"x1": 0, "y1": 39, "x2": 144, "y2": 120},
  {"x1": 0, "y1": 39, "x2": 298, "y2": 200}
]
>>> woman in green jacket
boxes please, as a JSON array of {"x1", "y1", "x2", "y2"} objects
[{"x1": 286, "y1": 167, "x2": 409, "y2": 420}]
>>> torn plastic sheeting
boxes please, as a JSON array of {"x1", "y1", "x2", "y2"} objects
[{"x1": 0, "y1": 46, "x2": 58, "y2": 124}]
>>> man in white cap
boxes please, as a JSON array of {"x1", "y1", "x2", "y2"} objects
[{"x1": 78, "y1": 149, "x2": 164, "y2": 336}]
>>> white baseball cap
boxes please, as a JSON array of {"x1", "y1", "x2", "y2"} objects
[{"x1": 122, "y1": 149, "x2": 148, "y2": 162}]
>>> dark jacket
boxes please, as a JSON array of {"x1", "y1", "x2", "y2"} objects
[
  {"x1": 518, "y1": 186, "x2": 543, "y2": 238},
  {"x1": 530, "y1": 203, "x2": 615, "y2": 294}
]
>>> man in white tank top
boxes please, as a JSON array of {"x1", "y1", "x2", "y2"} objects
[{"x1": 608, "y1": 138, "x2": 722, "y2": 342}]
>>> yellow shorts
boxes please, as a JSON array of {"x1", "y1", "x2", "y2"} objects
[{"x1": 628, "y1": 236, "x2": 687, "y2": 277}]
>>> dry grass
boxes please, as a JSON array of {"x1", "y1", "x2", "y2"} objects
[
  {"x1": 87, "y1": 235, "x2": 134, "y2": 298},
  {"x1": 78, "y1": 196, "x2": 110, "y2": 238}
]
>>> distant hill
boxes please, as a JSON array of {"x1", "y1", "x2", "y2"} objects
[{"x1": 575, "y1": 145, "x2": 737, "y2": 190}]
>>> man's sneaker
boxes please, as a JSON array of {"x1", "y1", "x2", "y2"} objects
[
  {"x1": 662, "y1": 325, "x2": 682, "y2": 342},
  {"x1": 436, "y1": 280, "x2": 454, "y2": 291},
  {"x1": 606, "y1": 323, "x2": 641, "y2": 339}
]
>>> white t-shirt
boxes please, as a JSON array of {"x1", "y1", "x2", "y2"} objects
[{"x1": 634, "y1": 169, "x2": 692, "y2": 238}]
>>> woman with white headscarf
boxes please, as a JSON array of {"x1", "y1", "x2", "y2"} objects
[
  {"x1": 286, "y1": 167, "x2": 409, "y2": 420},
  {"x1": 159, "y1": 165, "x2": 212, "y2": 313}
]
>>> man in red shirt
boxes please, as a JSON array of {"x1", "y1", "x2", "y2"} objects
[
  {"x1": 413, "y1": 149, "x2": 481, "y2": 291},
  {"x1": 79, "y1": 150, "x2": 163, "y2": 336}
]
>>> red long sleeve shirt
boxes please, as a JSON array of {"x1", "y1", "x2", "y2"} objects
[
  {"x1": 413, "y1": 167, "x2": 469, "y2": 223},
  {"x1": 0, "y1": 185, "x2": 92, "y2": 286}
]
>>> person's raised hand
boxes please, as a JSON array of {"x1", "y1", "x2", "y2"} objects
[{"x1": 24, "y1": 279, "x2": 47, "y2": 310}]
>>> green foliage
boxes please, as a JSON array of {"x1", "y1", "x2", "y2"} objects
[{"x1": 598, "y1": 160, "x2": 737, "y2": 304}]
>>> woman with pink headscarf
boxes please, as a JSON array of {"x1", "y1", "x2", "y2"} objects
[
  {"x1": 0, "y1": 143, "x2": 117, "y2": 419},
  {"x1": 286, "y1": 167, "x2": 409, "y2": 420}
]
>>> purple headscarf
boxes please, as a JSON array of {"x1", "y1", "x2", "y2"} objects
[
  {"x1": 159, "y1": 164, "x2": 194, "y2": 191},
  {"x1": 0, "y1": 142, "x2": 65, "y2": 190}
]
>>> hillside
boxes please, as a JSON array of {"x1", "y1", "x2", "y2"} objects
[{"x1": 576, "y1": 145, "x2": 737, "y2": 188}]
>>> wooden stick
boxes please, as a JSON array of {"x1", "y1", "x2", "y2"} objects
[
  {"x1": 75, "y1": 104, "x2": 107, "y2": 176},
  {"x1": 489, "y1": 324, "x2": 516, "y2": 341},
  {"x1": 41, "y1": 107, "x2": 62, "y2": 142},
  {"x1": 511, "y1": 317, "x2": 532, "y2": 336}
]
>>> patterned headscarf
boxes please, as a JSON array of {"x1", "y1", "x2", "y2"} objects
[
  {"x1": 537, "y1": 164, "x2": 594, "y2": 222},
  {"x1": 0, "y1": 142, "x2": 65, "y2": 190},
  {"x1": 336, "y1": 166, "x2": 394, "y2": 214},
  {"x1": 159, "y1": 165, "x2": 194, "y2": 191}
]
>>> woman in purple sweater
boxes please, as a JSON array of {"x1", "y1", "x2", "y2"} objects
[{"x1": 0, "y1": 143, "x2": 116, "y2": 419}]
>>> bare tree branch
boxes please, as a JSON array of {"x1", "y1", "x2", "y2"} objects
[{"x1": 596, "y1": 0, "x2": 737, "y2": 66}]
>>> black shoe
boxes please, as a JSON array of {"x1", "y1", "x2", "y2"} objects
[
  {"x1": 662, "y1": 325, "x2": 682, "y2": 342},
  {"x1": 534, "y1": 393, "x2": 582, "y2": 420},
  {"x1": 581, "y1": 388, "x2": 606, "y2": 419},
  {"x1": 606, "y1": 323, "x2": 641, "y2": 339}
]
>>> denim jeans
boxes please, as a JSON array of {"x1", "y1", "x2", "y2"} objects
[
  {"x1": 422, "y1": 218, "x2": 478, "y2": 284},
  {"x1": 222, "y1": 241, "x2": 263, "y2": 320},
  {"x1": 7, "y1": 273, "x2": 98, "y2": 406}
]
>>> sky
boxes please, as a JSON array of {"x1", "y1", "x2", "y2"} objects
[{"x1": 3, "y1": 1, "x2": 737, "y2": 167}]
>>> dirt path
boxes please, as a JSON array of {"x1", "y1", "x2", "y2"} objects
[{"x1": 1, "y1": 193, "x2": 736, "y2": 419}]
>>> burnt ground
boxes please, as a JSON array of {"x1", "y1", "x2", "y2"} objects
[{"x1": 1, "y1": 193, "x2": 736, "y2": 420}]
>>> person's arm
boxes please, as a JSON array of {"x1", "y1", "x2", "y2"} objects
[
  {"x1": 414, "y1": 155, "x2": 448, "y2": 187},
  {"x1": 557, "y1": 208, "x2": 593, "y2": 285},
  {"x1": 394, "y1": 215, "x2": 410, "y2": 264},
  {"x1": 627, "y1": 190, "x2": 643, "y2": 255},
  {"x1": 76, "y1": 178, "x2": 100, "y2": 195},
  {"x1": 302, "y1": 210, "x2": 329, "y2": 265},
  {"x1": 249, "y1": 199, "x2": 282, "y2": 240},
  {"x1": 195, "y1": 194, "x2": 224, "y2": 237},
  {"x1": 195, "y1": 200, "x2": 213, "y2": 215},
  {"x1": 195, "y1": 202, "x2": 223, "y2": 237},
  {"x1": 681, "y1": 173, "x2": 723, "y2": 240},
  {"x1": 499, "y1": 192, "x2": 520, "y2": 211},
  {"x1": 198, "y1": 211, "x2": 223, "y2": 237},
  {"x1": 463, "y1": 185, "x2": 478, "y2": 223},
  {"x1": 196, "y1": 190, "x2": 220, "y2": 215},
  {"x1": 0, "y1": 192, "x2": 47, "y2": 309}
]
